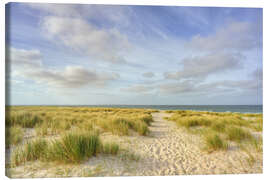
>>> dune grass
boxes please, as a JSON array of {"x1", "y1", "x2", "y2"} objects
[
  {"x1": 204, "y1": 133, "x2": 228, "y2": 151},
  {"x1": 6, "y1": 111, "x2": 43, "y2": 128},
  {"x1": 11, "y1": 131, "x2": 121, "y2": 166},
  {"x1": 6, "y1": 106, "x2": 156, "y2": 167},
  {"x1": 47, "y1": 131, "x2": 101, "y2": 163},
  {"x1": 211, "y1": 122, "x2": 226, "y2": 132},
  {"x1": 5, "y1": 126, "x2": 24, "y2": 148},
  {"x1": 12, "y1": 139, "x2": 48, "y2": 166},
  {"x1": 102, "y1": 142, "x2": 119, "y2": 155},
  {"x1": 226, "y1": 127, "x2": 253, "y2": 142},
  {"x1": 175, "y1": 116, "x2": 212, "y2": 128},
  {"x1": 6, "y1": 106, "x2": 157, "y2": 167},
  {"x1": 167, "y1": 110, "x2": 262, "y2": 152},
  {"x1": 6, "y1": 106, "x2": 154, "y2": 137},
  {"x1": 95, "y1": 113, "x2": 152, "y2": 136}
]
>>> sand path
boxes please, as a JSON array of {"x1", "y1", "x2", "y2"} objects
[
  {"x1": 129, "y1": 111, "x2": 202, "y2": 175},
  {"x1": 123, "y1": 111, "x2": 262, "y2": 175}
]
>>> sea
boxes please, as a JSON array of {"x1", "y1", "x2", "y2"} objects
[{"x1": 74, "y1": 105, "x2": 262, "y2": 114}]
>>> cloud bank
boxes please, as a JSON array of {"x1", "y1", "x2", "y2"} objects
[
  {"x1": 42, "y1": 16, "x2": 130, "y2": 64},
  {"x1": 164, "y1": 52, "x2": 243, "y2": 80},
  {"x1": 8, "y1": 48, "x2": 119, "y2": 89},
  {"x1": 185, "y1": 21, "x2": 261, "y2": 52}
]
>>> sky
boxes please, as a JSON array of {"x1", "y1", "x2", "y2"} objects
[{"x1": 5, "y1": 3, "x2": 263, "y2": 105}]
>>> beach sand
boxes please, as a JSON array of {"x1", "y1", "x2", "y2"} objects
[{"x1": 6, "y1": 111, "x2": 262, "y2": 177}]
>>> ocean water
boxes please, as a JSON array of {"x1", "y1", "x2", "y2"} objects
[{"x1": 78, "y1": 105, "x2": 262, "y2": 113}]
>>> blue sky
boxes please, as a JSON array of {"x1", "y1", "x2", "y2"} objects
[{"x1": 6, "y1": 3, "x2": 262, "y2": 105}]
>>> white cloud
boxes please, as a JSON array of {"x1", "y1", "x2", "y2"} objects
[
  {"x1": 164, "y1": 52, "x2": 243, "y2": 80},
  {"x1": 8, "y1": 47, "x2": 42, "y2": 68},
  {"x1": 185, "y1": 21, "x2": 260, "y2": 51},
  {"x1": 158, "y1": 81, "x2": 195, "y2": 94},
  {"x1": 123, "y1": 75, "x2": 261, "y2": 96},
  {"x1": 8, "y1": 48, "x2": 120, "y2": 89},
  {"x1": 18, "y1": 66, "x2": 119, "y2": 88},
  {"x1": 41, "y1": 16, "x2": 130, "y2": 64}
]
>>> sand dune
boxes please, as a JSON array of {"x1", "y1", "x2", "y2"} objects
[{"x1": 6, "y1": 111, "x2": 262, "y2": 177}]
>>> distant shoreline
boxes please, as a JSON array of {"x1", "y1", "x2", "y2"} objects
[{"x1": 6, "y1": 105, "x2": 263, "y2": 113}]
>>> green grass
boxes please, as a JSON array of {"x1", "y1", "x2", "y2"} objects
[
  {"x1": 11, "y1": 131, "x2": 122, "y2": 166},
  {"x1": 96, "y1": 115, "x2": 151, "y2": 136},
  {"x1": 251, "y1": 137, "x2": 263, "y2": 152},
  {"x1": 176, "y1": 116, "x2": 212, "y2": 128},
  {"x1": 134, "y1": 121, "x2": 149, "y2": 135},
  {"x1": 5, "y1": 126, "x2": 24, "y2": 147},
  {"x1": 204, "y1": 133, "x2": 228, "y2": 151},
  {"x1": 48, "y1": 131, "x2": 101, "y2": 163},
  {"x1": 6, "y1": 106, "x2": 154, "y2": 137},
  {"x1": 140, "y1": 115, "x2": 153, "y2": 125},
  {"x1": 6, "y1": 112, "x2": 43, "y2": 128},
  {"x1": 12, "y1": 139, "x2": 48, "y2": 166},
  {"x1": 226, "y1": 127, "x2": 253, "y2": 142},
  {"x1": 111, "y1": 118, "x2": 130, "y2": 135},
  {"x1": 102, "y1": 142, "x2": 119, "y2": 155},
  {"x1": 211, "y1": 122, "x2": 226, "y2": 132}
]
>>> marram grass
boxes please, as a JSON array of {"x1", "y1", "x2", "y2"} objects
[
  {"x1": 5, "y1": 126, "x2": 24, "y2": 148},
  {"x1": 47, "y1": 132, "x2": 101, "y2": 163},
  {"x1": 12, "y1": 139, "x2": 48, "y2": 166},
  {"x1": 167, "y1": 110, "x2": 262, "y2": 152},
  {"x1": 102, "y1": 142, "x2": 119, "y2": 155},
  {"x1": 11, "y1": 131, "x2": 120, "y2": 166},
  {"x1": 204, "y1": 133, "x2": 228, "y2": 151},
  {"x1": 6, "y1": 106, "x2": 154, "y2": 137},
  {"x1": 226, "y1": 127, "x2": 253, "y2": 142},
  {"x1": 6, "y1": 112, "x2": 43, "y2": 128}
]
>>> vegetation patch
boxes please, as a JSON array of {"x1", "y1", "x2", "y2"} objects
[
  {"x1": 204, "y1": 133, "x2": 228, "y2": 151},
  {"x1": 102, "y1": 142, "x2": 119, "y2": 155},
  {"x1": 166, "y1": 110, "x2": 262, "y2": 152},
  {"x1": 11, "y1": 131, "x2": 122, "y2": 166},
  {"x1": 12, "y1": 139, "x2": 47, "y2": 166},
  {"x1": 47, "y1": 131, "x2": 101, "y2": 163},
  {"x1": 226, "y1": 127, "x2": 253, "y2": 142},
  {"x1": 5, "y1": 126, "x2": 24, "y2": 148},
  {"x1": 6, "y1": 112, "x2": 43, "y2": 128}
]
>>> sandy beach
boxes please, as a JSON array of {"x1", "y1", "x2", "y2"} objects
[
  {"x1": 5, "y1": 3, "x2": 263, "y2": 178},
  {"x1": 6, "y1": 110, "x2": 262, "y2": 178}
]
